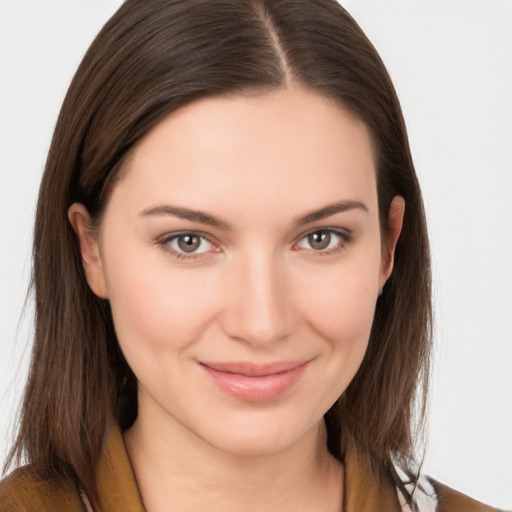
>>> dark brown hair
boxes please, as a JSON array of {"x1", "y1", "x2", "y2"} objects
[{"x1": 6, "y1": 0, "x2": 431, "y2": 504}]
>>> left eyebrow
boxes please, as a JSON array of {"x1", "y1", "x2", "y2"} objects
[{"x1": 293, "y1": 200, "x2": 369, "y2": 227}]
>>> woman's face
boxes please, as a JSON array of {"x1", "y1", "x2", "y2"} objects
[{"x1": 72, "y1": 87, "x2": 403, "y2": 456}]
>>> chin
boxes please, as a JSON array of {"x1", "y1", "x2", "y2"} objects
[{"x1": 193, "y1": 410, "x2": 322, "y2": 459}]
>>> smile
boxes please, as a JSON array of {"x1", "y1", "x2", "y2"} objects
[{"x1": 199, "y1": 360, "x2": 311, "y2": 402}]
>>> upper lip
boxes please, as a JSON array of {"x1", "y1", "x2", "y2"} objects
[{"x1": 200, "y1": 360, "x2": 310, "y2": 377}]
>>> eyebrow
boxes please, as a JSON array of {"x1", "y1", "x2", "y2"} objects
[
  {"x1": 139, "y1": 200, "x2": 368, "y2": 230},
  {"x1": 293, "y1": 200, "x2": 368, "y2": 226},
  {"x1": 140, "y1": 205, "x2": 231, "y2": 229}
]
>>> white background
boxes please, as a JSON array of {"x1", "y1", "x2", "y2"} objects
[{"x1": 1, "y1": 1, "x2": 511, "y2": 509}]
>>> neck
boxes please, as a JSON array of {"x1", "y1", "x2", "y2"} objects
[{"x1": 124, "y1": 401, "x2": 343, "y2": 512}]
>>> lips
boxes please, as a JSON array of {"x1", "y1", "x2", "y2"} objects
[{"x1": 199, "y1": 360, "x2": 310, "y2": 402}]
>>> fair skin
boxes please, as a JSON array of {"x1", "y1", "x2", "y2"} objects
[{"x1": 69, "y1": 87, "x2": 404, "y2": 512}]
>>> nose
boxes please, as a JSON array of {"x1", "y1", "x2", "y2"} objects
[{"x1": 221, "y1": 251, "x2": 297, "y2": 347}]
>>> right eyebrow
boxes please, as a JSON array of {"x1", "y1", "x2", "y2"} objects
[{"x1": 139, "y1": 204, "x2": 232, "y2": 230}]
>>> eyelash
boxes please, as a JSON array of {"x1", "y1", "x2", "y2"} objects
[
  {"x1": 156, "y1": 231, "x2": 218, "y2": 261},
  {"x1": 156, "y1": 228, "x2": 352, "y2": 261},
  {"x1": 294, "y1": 228, "x2": 352, "y2": 257}
]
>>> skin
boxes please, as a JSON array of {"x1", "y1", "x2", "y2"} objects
[{"x1": 69, "y1": 86, "x2": 404, "y2": 512}]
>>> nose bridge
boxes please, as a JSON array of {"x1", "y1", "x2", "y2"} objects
[{"x1": 223, "y1": 247, "x2": 295, "y2": 346}]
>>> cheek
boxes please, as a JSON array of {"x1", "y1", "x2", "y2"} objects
[
  {"x1": 297, "y1": 255, "x2": 381, "y2": 345},
  {"x1": 103, "y1": 246, "x2": 221, "y2": 357},
  {"x1": 306, "y1": 278, "x2": 376, "y2": 386},
  {"x1": 284, "y1": 256, "x2": 380, "y2": 419},
  {"x1": 293, "y1": 247, "x2": 382, "y2": 402}
]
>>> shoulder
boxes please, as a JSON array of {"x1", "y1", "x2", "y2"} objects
[
  {"x1": 407, "y1": 475, "x2": 505, "y2": 512},
  {"x1": 431, "y1": 478, "x2": 505, "y2": 512},
  {"x1": 0, "y1": 466, "x2": 83, "y2": 512}
]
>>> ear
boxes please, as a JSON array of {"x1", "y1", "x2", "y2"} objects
[
  {"x1": 68, "y1": 203, "x2": 109, "y2": 299},
  {"x1": 379, "y1": 196, "x2": 405, "y2": 290}
]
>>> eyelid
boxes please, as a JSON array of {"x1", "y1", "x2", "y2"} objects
[
  {"x1": 156, "y1": 231, "x2": 221, "y2": 260},
  {"x1": 155, "y1": 226, "x2": 353, "y2": 261},
  {"x1": 293, "y1": 227, "x2": 353, "y2": 254}
]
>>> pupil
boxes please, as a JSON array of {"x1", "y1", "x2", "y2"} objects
[
  {"x1": 178, "y1": 235, "x2": 200, "y2": 252},
  {"x1": 308, "y1": 231, "x2": 331, "y2": 250}
]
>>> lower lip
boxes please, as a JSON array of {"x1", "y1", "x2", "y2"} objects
[{"x1": 200, "y1": 362, "x2": 310, "y2": 402}]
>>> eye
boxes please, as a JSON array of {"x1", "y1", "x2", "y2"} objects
[
  {"x1": 159, "y1": 232, "x2": 218, "y2": 259},
  {"x1": 296, "y1": 229, "x2": 350, "y2": 254}
]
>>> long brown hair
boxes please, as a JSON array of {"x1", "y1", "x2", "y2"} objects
[{"x1": 6, "y1": 0, "x2": 431, "y2": 503}]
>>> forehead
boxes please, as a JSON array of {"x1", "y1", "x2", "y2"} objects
[{"x1": 108, "y1": 87, "x2": 378, "y2": 221}]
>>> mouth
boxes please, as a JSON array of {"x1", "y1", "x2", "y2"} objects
[{"x1": 199, "y1": 360, "x2": 311, "y2": 402}]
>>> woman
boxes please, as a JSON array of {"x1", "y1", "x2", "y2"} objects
[{"x1": 0, "y1": 0, "x2": 501, "y2": 510}]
